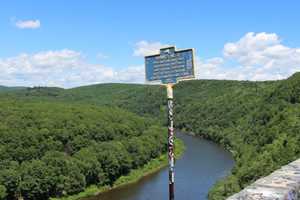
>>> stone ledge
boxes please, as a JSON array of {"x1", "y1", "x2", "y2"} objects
[{"x1": 227, "y1": 159, "x2": 300, "y2": 200}]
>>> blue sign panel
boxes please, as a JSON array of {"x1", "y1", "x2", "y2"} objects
[{"x1": 145, "y1": 47, "x2": 195, "y2": 84}]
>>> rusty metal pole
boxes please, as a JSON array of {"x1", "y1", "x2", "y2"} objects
[{"x1": 167, "y1": 84, "x2": 175, "y2": 200}]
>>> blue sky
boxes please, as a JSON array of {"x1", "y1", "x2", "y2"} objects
[{"x1": 1, "y1": 1, "x2": 300, "y2": 87}]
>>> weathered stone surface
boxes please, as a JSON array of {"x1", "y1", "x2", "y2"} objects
[{"x1": 227, "y1": 159, "x2": 300, "y2": 200}]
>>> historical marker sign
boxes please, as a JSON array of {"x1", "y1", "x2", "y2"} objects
[
  {"x1": 145, "y1": 46, "x2": 195, "y2": 84},
  {"x1": 144, "y1": 46, "x2": 195, "y2": 200}
]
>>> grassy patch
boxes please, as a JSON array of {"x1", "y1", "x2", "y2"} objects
[{"x1": 51, "y1": 138, "x2": 185, "y2": 200}]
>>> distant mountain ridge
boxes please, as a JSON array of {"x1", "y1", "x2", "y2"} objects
[{"x1": 0, "y1": 85, "x2": 27, "y2": 92}]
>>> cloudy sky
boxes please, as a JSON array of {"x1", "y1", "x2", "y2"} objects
[{"x1": 1, "y1": 1, "x2": 300, "y2": 88}]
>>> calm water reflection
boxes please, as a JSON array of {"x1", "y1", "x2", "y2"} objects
[{"x1": 84, "y1": 133, "x2": 234, "y2": 200}]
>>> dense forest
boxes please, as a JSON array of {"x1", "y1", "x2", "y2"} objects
[
  {"x1": 1, "y1": 72, "x2": 300, "y2": 199},
  {"x1": 0, "y1": 100, "x2": 167, "y2": 199}
]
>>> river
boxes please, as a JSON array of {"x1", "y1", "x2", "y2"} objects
[{"x1": 85, "y1": 133, "x2": 234, "y2": 200}]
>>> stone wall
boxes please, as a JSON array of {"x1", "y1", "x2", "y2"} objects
[{"x1": 227, "y1": 159, "x2": 300, "y2": 200}]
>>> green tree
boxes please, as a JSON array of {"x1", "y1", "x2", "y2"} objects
[
  {"x1": 0, "y1": 185, "x2": 7, "y2": 200},
  {"x1": 73, "y1": 148, "x2": 104, "y2": 185},
  {"x1": 19, "y1": 160, "x2": 52, "y2": 200}
]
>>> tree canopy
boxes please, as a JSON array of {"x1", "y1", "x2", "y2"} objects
[
  {"x1": 2, "y1": 72, "x2": 300, "y2": 199},
  {"x1": 0, "y1": 100, "x2": 167, "y2": 200}
]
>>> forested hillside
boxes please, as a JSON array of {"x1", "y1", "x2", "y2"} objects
[
  {"x1": 174, "y1": 77, "x2": 300, "y2": 199},
  {"x1": 3, "y1": 84, "x2": 166, "y2": 121},
  {"x1": 2, "y1": 72, "x2": 300, "y2": 199},
  {"x1": 0, "y1": 100, "x2": 167, "y2": 200}
]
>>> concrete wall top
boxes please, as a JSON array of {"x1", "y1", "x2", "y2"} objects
[{"x1": 227, "y1": 159, "x2": 300, "y2": 200}]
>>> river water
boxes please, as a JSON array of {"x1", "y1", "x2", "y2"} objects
[{"x1": 85, "y1": 133, "x2": 234, "y2": 200}]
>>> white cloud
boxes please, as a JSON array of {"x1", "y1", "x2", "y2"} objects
[
  {"x1": 197, "y1": 32, "x2": 300, "y2": 81},
  {"x1": 15, "y1": 19, "x2": 40, "y2": 29},
  {"x1": 114, "y1": 66, "x2": 144, "y2": 83},
  {"x1": 133, "y1": 41, "x2": 169, "y2": 57},
  {"x1": 1, "y1": 33, "x2": 300, "y2": 88},
  {"x1": 96, "y1": 53, "x2": 109, "y2": 59},
  {"x1": 134, "y1": 36, "x2": 299, "y2": 82},
  {"x1": 0, "y1": 49, "x2": 142, "y2": 88}
]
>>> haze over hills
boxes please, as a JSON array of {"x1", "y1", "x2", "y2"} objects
[
  {"x1": 1, "y1": 73, "x2": 300, "y2": 199},
  {"x1": 0, "y1": 86, "x2": 27, "y2": 92}
]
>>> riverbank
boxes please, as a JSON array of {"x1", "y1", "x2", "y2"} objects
[
  {"x1": 51, "y1": 139, "x2": 185, "y2": 200},
  {"x1": 179, "y1": 130, "x2": 238, "y2": 199},
  {"x1": 181, "y1": 130, "x2": 237, "y2": 156}
]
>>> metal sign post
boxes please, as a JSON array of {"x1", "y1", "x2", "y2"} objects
[
  {"x1": 145, "y1": 46, "x2": 195, "y2": 200},
  {"x1": 167, "y1": 83, "x2": 175, "y2": 200}
]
